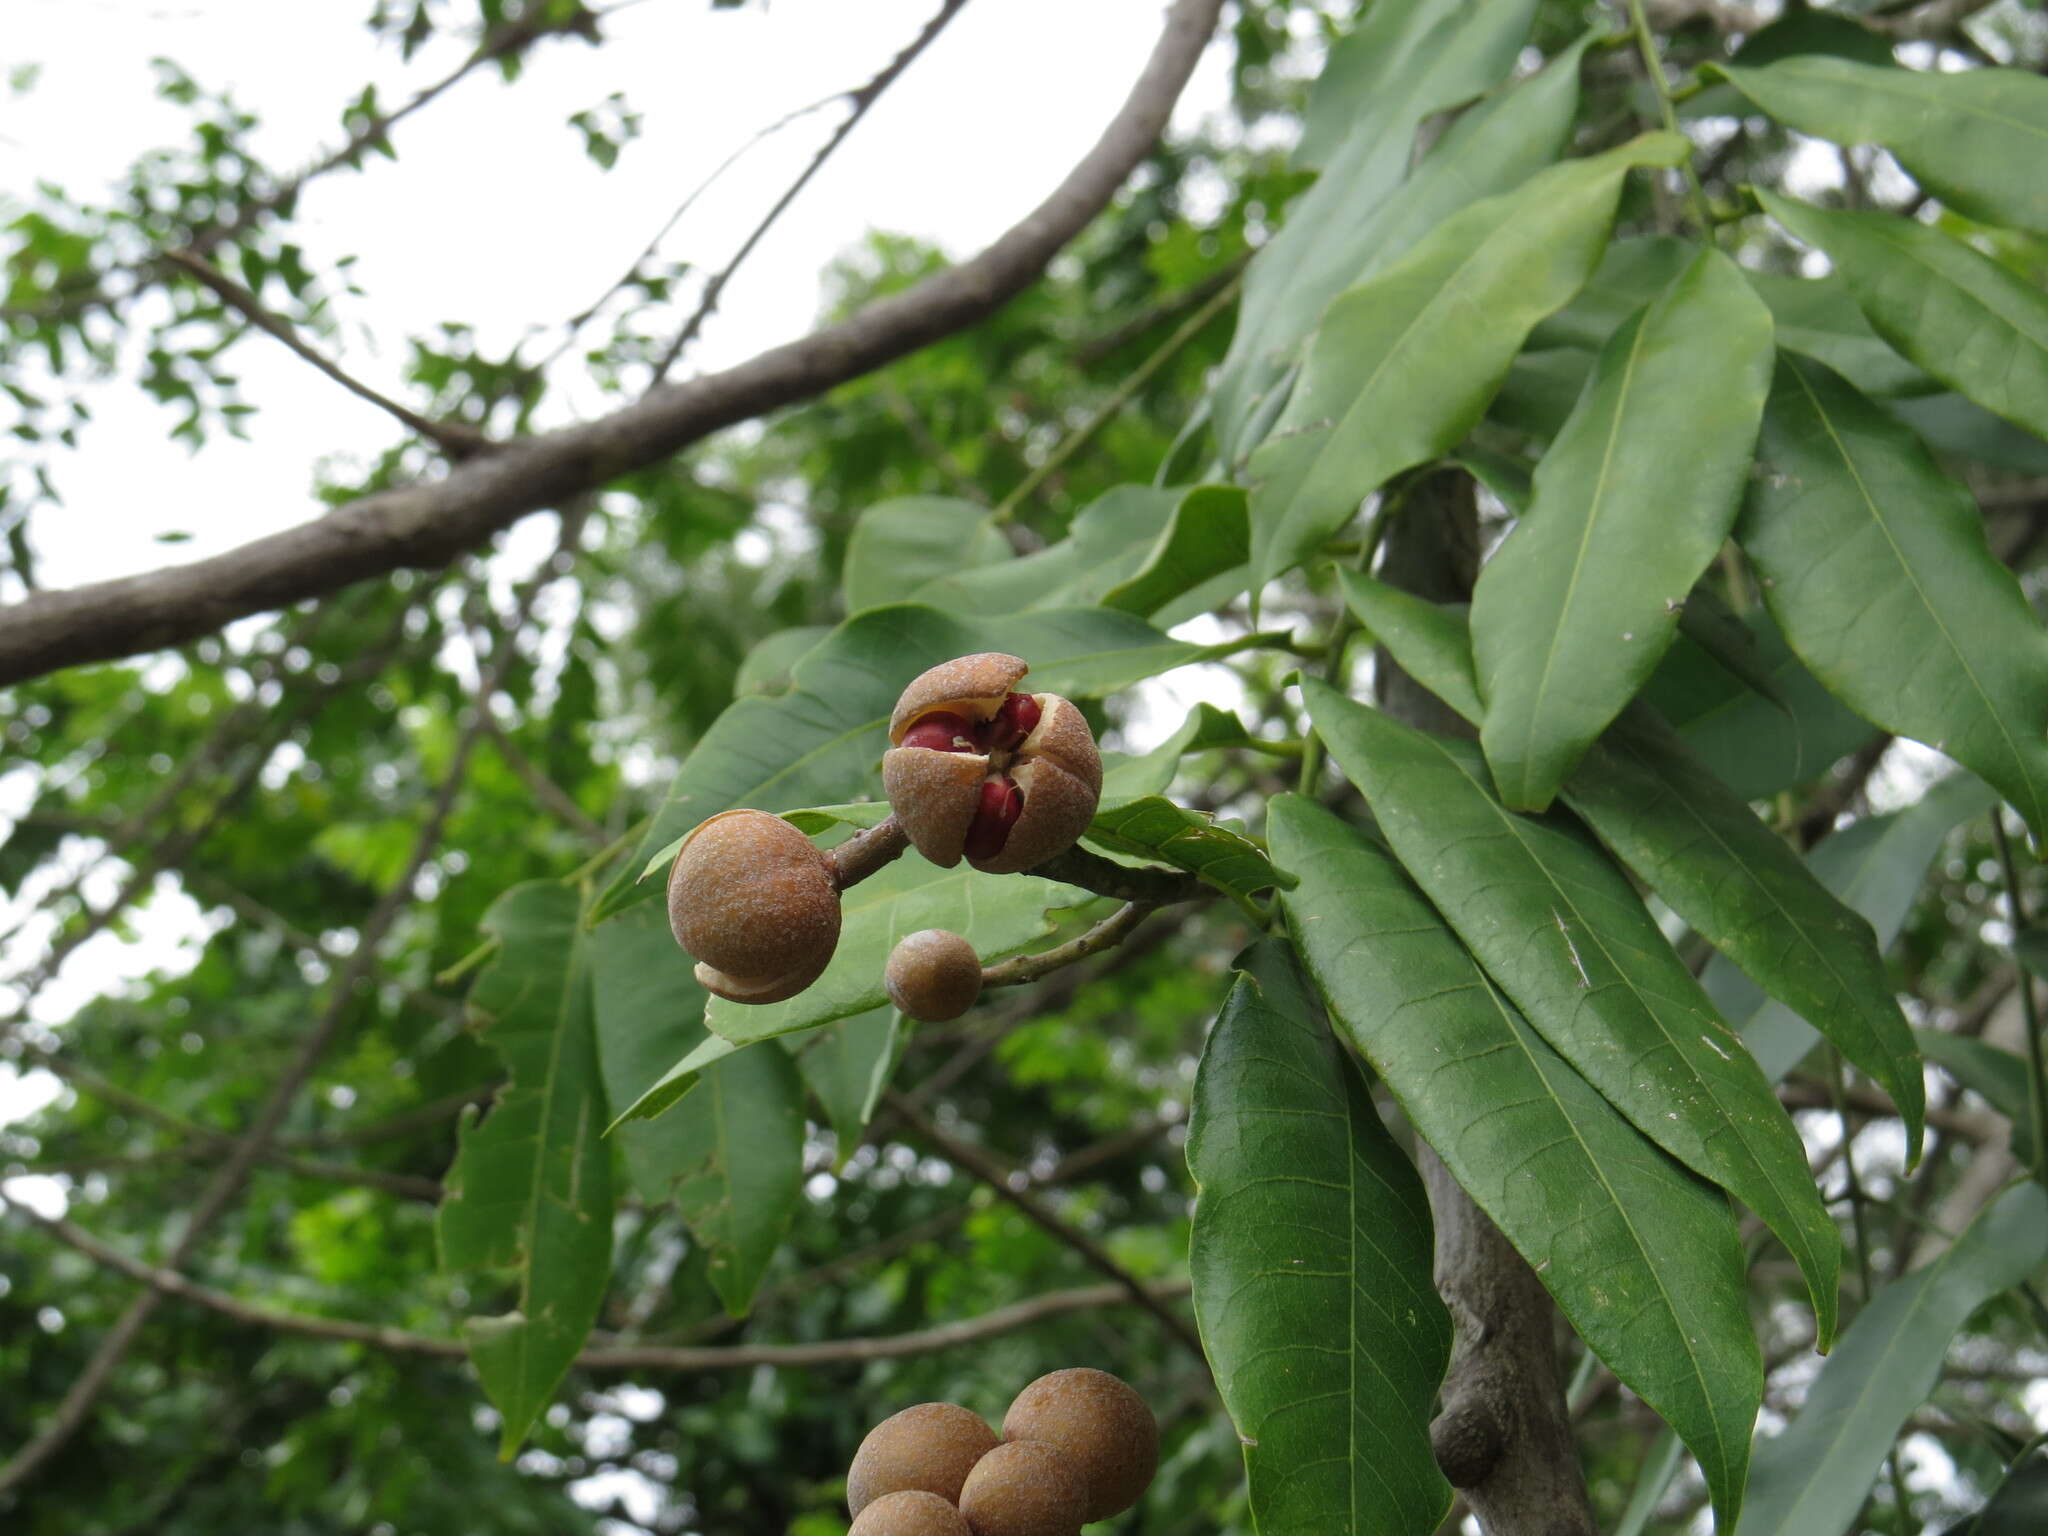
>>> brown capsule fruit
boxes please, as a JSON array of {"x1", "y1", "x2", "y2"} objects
[
  {"x1": 847, "y1": 1402, "x2": 1000, "y2": 1517},
  {"x1": 665, "y1": 809, "x2": 840, "y2": 1005},
  {"x1": 848, "y1": 1490, "x2": 974, "y2": 1536},
  {"x1": 1001, "y1": 1367, "x2": 1158, "y2": 1523},
  {"x1": 881, "y1": 654, "x2": 1101, "y2": 875},
  {"x1": 956, "y1": 1440, "x2": 1088, "y2": 1536},
  {"x1": 884, "y1": 929, "x2": 983, "y2": 1023}
]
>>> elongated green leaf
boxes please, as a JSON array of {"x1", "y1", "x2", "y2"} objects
[
  {"x1": 1760, "y1": 192, "x2": 2048, "y2": 443},
  {"x1": 1488, "y1": 347, "x2": 1596, "y2": 439},
  {"x1": 1216, "y1": 16, "x2": 1567, "y2": 460},
  {"x1": 798, "y1": 1005, "x2": 901, "y2": 1165},
  {"x1": 1084, "y1": 797, "x2": 1289, "y2": 902},
  {"x1": 734, "y1": 625, "x2": 831, "y2": 697},
  {"x1": 1340, "y1": 572, "x2": 1926, "y2": 1151},
  {"x1": 1708, "y1": 771, "x2": 1997, "y2": 1084},
  {"x1": 1647, "y1": 606, "x2": 1881, "y2": 801},
  {"x1": 1744, "y1": 268, "x2": 1934, "y2": 400},
  {"x1": 589, "y1": 900, "x2": 712, "y2": 1200},
  {"x1": 437, "y1": 882, "x2": 613, "y2": 1456},
  {"x1": 610, "y1": 1027, "x2": 744, "y2": 1129},
  {"x1": 1100, "y1": 485, "x2": 1248, "y2": 619},
  {"x1": 604, "y1": 603, "x2": 1206, "y2": 918},
  {"x1": 1676, "y1": 583, "x2": 1791, "y2": 714},
  {"x1": 1301, "y1": 681, "x2": 1841, "y2": 1345},
  {"x1": 1099, "y1": 702, "x2": 1255, "y2": 802},
  {"x1": 1474, "y1": 247, "x2": 1774, "y2": 810},
  {"x1": 1892, "y1": 390, "x2": 2048, "y2": 473},
  {"x1": 668, "y1": 1040, "x2": 808, "y2": 1316},
  {"x1": 1716, "y1": 57, "x2": 2048, "y2": 233},
  {"x1": 844, "y1": 496, "x2": 1010, "y2": 613},
  {"x1": 1527, "y1": 234, "x2": 1701, "y2": 352},
  {"x1": 1914, "y1": 1029, "x2": 2039, "y2": 1167},
  {"x1": 902, "y1": 485, "x2": 1182, "y2": 616},
  {"x1": 1248, "y1": 133, "x2": 1686, "y2": 593},
  {"x1": 1269, "y1": 796, "x2": 1761, "y2": 1528},
  {"x1": 1741, "y1": 354, "x2": 2048, "y2": 843},
  {"x1": 1736, "y1": 1182, "x2": 2048, "y2": 1536},
  {"x1": 1188, "y1": 938, "x2": 1452, "y2": 1536},
  {"x1": 1292, "y1": 0, "x2": 1535, "y2": 172}
]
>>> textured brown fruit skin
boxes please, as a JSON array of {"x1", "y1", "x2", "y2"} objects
[
  {"x1": 847, "y1": 1489, "x2": 973, "y2": 1536},
  {"x1": 885, "y1": 930, "x2": 983, "y2": 1023},
  {"x1": 883, "y1": 653, "x2": 1102, "y2": 874},
  {"x1": 1002, "y1": 1368, "x2": 1158, "y2": 1522},
  {"x1": 956, "y1": 1440, "x2": 1087, "y2": 1536},
  {"x1": 665, "y1": 809, "x2": 840, "y2": 1004},
  {"x1": 847, "y1": 1402, "x2": 999, "y2": 1517},
  {"x1": 888, "y1": 653, "x2": 1030, "y2": 744}
]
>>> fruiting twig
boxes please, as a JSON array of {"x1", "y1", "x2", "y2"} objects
[{"x1": 981, "y1": 902, "x2": 1155, "y2": 989}]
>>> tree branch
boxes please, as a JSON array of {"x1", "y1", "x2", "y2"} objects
[
  {"x1": 164, "y1": 250, "x2": 487, "y2": 459},
  {"x1": 0, "y1": 1194, "x2": 1186, "y2": 1372},
  {"x1": 980, "y1": 901, "x2": 1155, "y2": 988},
  {"x1": 648, "y1": 0, "x2": 973, "y2": 383},
  {"x1": 881, "y1": 1088, "x2": 1208, "y2": 1366},
  {"x1": 0, "y1": 0, "x2": 1225, "y2": 687}
]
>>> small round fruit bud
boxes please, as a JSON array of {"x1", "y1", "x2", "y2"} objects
[
  {"x1": 848, "y1": 1402, "x2": 999, "y2": 1517},
  {"x1": 666, "y1": 809, "x2": 840, "y2": 1005},
  {"x1": 885, "y1": 930, "x2": 983, "y2": 1023},
  {"x1": 957, "y1": 1441, "x2": 1087, "y2": 1536},
  {"x1": 848, "y1": 1490, "x2": 973, "y2": 1536},
  {"x1": 1001, "y1": 1368, "x2": 1158, "y2": 1522}
]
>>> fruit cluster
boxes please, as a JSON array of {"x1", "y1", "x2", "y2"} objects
[
  {"x1": 846, "y1": 1368, "x2": 1158, "y2": 1536},
  {"x1": 667, "y1": 654, "x2": 1101, "y2": 1021}
]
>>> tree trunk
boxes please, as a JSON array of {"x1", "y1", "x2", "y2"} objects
[{"x1": 1375, "y1": 474, "x2": 1597, "y2": 1536}]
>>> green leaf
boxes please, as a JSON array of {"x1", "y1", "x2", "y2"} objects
[
  {"x1": 1706, "y1": 770, "x2": 1998, "y2": 1083},
  {"x1": 1735, "y1": 1182, "x2": 2048, "y2": 1536},
  {"x1": 1759, "y1": 192, "x2": 2048, "y2": 443},
  {"x1": 1675, "y1": 583, "x2": 1791, "y2": 714},
  {"x1": 1914, "y1": 1029, "x2": 2040, "y2": 1168},
  {"x1": 436, "y1": 882, "x2": 614, "y2": 1456},
  {"x1": 1340, "y1": 574, "x2": 1925, "y2": 1152},
  {"x1": 1216, "y1": 17, "x2": 1570, "y2": 459},
  {"x1": 843, "y1": 496, "x2": 1010, "y2": 613},
  {"x1": 1892, "y1": 390, "x2": 2048, "y2": 473},
  {"x1": 1084, "y1": 797, "x2": 1290, "y2": 902},
  {"x1": 797, "y1": 1005, "x2": 900, "y2": 1165},
  {"x1": 1744, "y1": 268, "x2": 1934, "y2": 400},
  {"x1": 589, "y1": 901, "x2": 712, "y2": 1201},
  {"x1": 1292, "y1": 0, "x2": 1537, "y2": 172},
  {"x1": 703, "y1": 841, "x2": 1069, "y2": 1047},
  {"x1": 1741, "y1": 354, "x2": 2048, "y2": 844},
  {"x1": 733, "y1": 625, "x2": 830, "y2": 697},
  {"x1": 1646, "y1": 605, "x2": 1881, "y2": 801},
  {"x1": 668, "y1": 1040, "x2": 808, "y2": 1315},
  {"x1": 1473, "y1": 247, "x2": 1774, "y2": 810},
  {"x1": 605, "y1": 603, "x2": 1206, "y2": 917},
  {"x1": 1268, "y1": 796, "x2": 1761, "y2": 1529},
  {"x1": 608, "y1": 1028, "x2": 744, "y2": 1130},
  {"x1": 1301, "y1": 681, "x2": 1841, "y2": 1346},
  {"x1": 1099, "y1": 485, "x2": 1248, "y2": 619},
  {"x1": 1248, "y1": 133, "x2": 1687, "y2": 593},
  {"x1": 1099, "y1": 702, "x2": 1256, "y2": 802},
  {"x1": 2016, "y1": 926, "x2": 2048, "y2": 981},
  {"x1": 1187, "y1": 938, "x2": 1452, "y2": 1536},
  {"x1": 1715, "y1": 57, "x2": 2048, "y2": 233},
  {"x1": 1526, "y1": 234, "x2": 1700, "y2": 352},
  {"x1": 902, "y1": 485, "x2": 1181, "y2": 615}
]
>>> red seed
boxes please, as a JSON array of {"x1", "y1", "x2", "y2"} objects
[
  {"x1": 962, "y1": 775, "x2": 1023, "y2": 862},
  {"x1": 981, "y1": 692, "x2": 1043, "y2": 752},
  {"x1": 901, "y1": 711, "x2": 977, "y2": 753}
]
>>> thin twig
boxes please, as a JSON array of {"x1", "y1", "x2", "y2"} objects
[
  {"x1": 0, "y1": 1194, "x2": 1186, "y2": 1372},
  {"x1": 164, "y1": 250, "x2": 486, "y2": 458},
  {"x1": 881, "y1": 1088, "x2": 1209, "y2": 1366},
  {"x1": 990, "y1": 271, "x2": 1244, "y2": 523},
  {"x1": 648, "y1": 0, "x2": 974, "y2": 384},
  {"x1": 1990, "y1": 810, "x2": 2048, "y2": 1184},
  {"x1": 981, "y1": 902, "x2": 1154, "y2": 988},
  {"x1": 1624, "y1": 0, "x2": 1717, "y2": 239}
]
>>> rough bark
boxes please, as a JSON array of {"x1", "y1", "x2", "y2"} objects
[
  {"x1": 1376, "y1": 474, "x2": 1596, "y2": 1536},
  {"x1": 0, "y1": 0, "x2": 1226, "y2": 688}
]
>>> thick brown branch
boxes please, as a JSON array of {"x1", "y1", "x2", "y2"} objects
[
  {"x1": 0, "y1": 1195, "x2": 1186, "y2": 1372},
  {"x1": 0, "y1": 0, "x2": 1225, "y2": 688}
]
